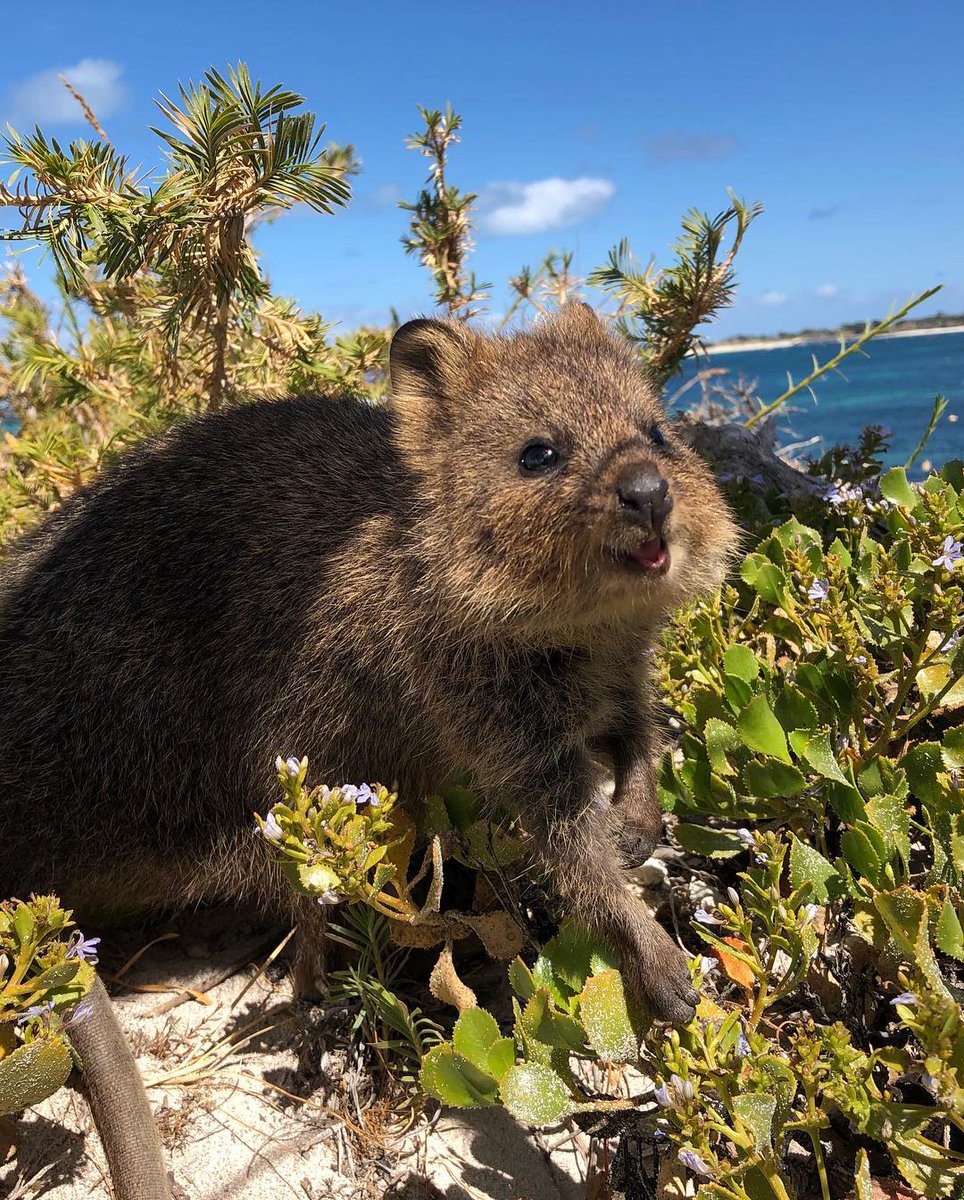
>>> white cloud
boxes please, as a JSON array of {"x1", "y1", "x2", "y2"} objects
[
  {"x1": 816, "y1": 283, "x2": 839, "y2": 297},
  {"x1": 7, "y1": 59, "x2": 128, "y2": 125},
  {"x1": 478, "y1": 177, "x2": 615, "y2": 235},
  {"x1": 759, "y1": 291, "x2": 788, "y2": 306}
]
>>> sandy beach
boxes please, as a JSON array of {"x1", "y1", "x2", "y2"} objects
[{"x1": 706, "y1": 323, "x2": 964, "y2": 355}]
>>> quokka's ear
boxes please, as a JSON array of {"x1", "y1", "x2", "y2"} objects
[
  {"x1": 555, "y1": 300, "x2": 604, "y2": 335},
  {"x1": 389, "y1": 318, "x2": 479, "y2": 451}
]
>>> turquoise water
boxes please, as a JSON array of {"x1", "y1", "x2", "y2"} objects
[{"x1": 675, "y1": 330, "x2": 964, "y2": 475}]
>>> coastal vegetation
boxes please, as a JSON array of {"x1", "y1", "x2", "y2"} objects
[{"x1": 1, "y1": 64, "x2": 962, "y2": 1200}]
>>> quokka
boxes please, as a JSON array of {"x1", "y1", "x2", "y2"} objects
[{"x1": 0, "y1": 303, "x2": 737, "y2": 1021}]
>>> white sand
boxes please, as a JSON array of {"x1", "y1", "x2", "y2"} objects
[
  {"x1": 706, "y1": 323, "x2": 964, "y2": 355},
  {"x1": 1, "y1": 913, "x2": 589, "y2": 1200}
]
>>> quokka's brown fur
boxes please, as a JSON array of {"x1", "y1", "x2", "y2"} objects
[{"x1": 0, "y1": 304, "x2": 736, "y2": 1021}]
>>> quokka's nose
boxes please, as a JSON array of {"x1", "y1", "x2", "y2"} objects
[{"x1": 615, "y1": 466, "x2": 673, "y2": 530}]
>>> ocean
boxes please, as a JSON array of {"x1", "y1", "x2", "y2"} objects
[{"x1": 674, "y1": 329, "x2": 964, "y2": 477}]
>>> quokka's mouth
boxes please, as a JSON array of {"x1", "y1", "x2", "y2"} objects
[{"x1": 615, "y1": 536, "x2": 670, "y2": 574}]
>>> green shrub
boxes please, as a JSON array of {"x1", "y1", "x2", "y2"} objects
[{"x1": 0, "y1": 896, "x2": 96, "y2": 1113}]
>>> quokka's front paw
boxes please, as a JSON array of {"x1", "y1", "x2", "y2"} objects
[
  {"x1": 622, "y1": 923, "x2": 698, "y2": 1024},
  {"x1": 616, "y1": 817, "x2": 661, "y2": 867}
]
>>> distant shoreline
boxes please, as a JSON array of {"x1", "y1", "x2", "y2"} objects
[{"x1": 707, "y1": 322, "x2": 964, "y2": 355}]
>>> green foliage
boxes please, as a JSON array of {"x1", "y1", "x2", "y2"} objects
[
  {"x1": 0, "y1": 895, "x2": 96, "y2": 1114},
  {"x1": 588, "y1": 193, "x2": 762, "y2": 383},
  {"x1": 400, "y1": 104, "x2": 488, "y2": 320},
  {"x1": 257, "y1": 759, "x2": 411, "y2": 916},
  {"x1": 420, "y1": 463, "x2": 964, "y2": 1199}
]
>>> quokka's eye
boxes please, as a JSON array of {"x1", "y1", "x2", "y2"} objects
[
  {"x1": 650, "y1": 424, "x2": 667, "y2": 448},
  {"x1": 519, "y1": 441, "x2": 562, "y2": 475}
]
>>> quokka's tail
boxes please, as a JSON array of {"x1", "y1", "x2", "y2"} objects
[{"x1": 68, "y1": 974, "x2": 171, "y2": 1200}]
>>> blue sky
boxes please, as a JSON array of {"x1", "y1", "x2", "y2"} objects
[{"x1": 2, "y1": 0, "x2": 962, "y2": 339}]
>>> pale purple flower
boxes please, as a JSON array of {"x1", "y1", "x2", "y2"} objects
[
  {"x1": 854, "y1": 654, "x2": 867, "y2": 665},
  {"x1": 890, "y1": 991, "x2": 918, "y2": 1007},
  {"x1": 66, "y1": 932, "x2": 100, "y2": 963},
  {"x1": 654, "y1": 1075, "x2": 694, "y2": 1109},
  {"x1": 735, "y1": 1032, "x2": 751, "y2": 1057},
  {"x1": 726, "y1": 886, "x2": 740, "y2": 906},
  {"x1": 941, "y1": 630, "x2": 961, "y2": 652},
  {"x1": 315, "y1": 889, "x2": 344, "y2": 906},
  {"x1": 17, "y1": 999, "x2": 55, "y2": 1026},
  {"x1": 823, "y1": 482, "x2": 859, "y2": 506},
  {"x1": 339, "y1": 784, "x2": 359, "y2": 802},
  {"x1": 698, "y1": 955, "x2": 720, "y2": 979},
  {"x1": 807, "y1": 578, "x2": 829, "y2": 603},
  {"x1": 736, "y1": 828, "x2": 755, "y2": 846},
  {"x1": 678, "y1": 1148, "x2": 712, "y2": 1176},
  {"x1": 718, "y1": 473, "x2": 734, "y2": 484},
  {"x1": 354, "y1": 783, "x2": 379, "y2": 807},
  {"x1": 285, "y1": 757, "x2": 301, "y2": 777},
  {"x1": 64, "y1": 1000, "x2": 94, "y2": 1027},
  {"x1": 260, "y1": 811, "x2": 284, "y2": 841},
  {"x1": 932, "y1": 535, "x2": 963, "y2": 570},
  {"x1": 693, "y1": 904, "x2": 723, "y2": 926}
]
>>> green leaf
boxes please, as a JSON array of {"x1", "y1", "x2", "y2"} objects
[
  {"x1": 0, "y1": 1036, "x2": 73, "y2": 1114},
  {"x1": 880, "y1": 466, "x2": 920, "y2": 510},
  {"x1": 944, "y1": 725, "x2": 964, "y2": 771},
  {"x1": 420, "y1": 1044, "x2": 499, "y2": 1107},
  {"x1": 292, "y1": 861, "x2": 341, "y2": 896},
  {"x1": 499, "y1": 1062, "x2": 571, "y2": 1125},
  {"x1": 853, "y1": 1150, "x2": 873, "y2": 1200},
  {"x1": 12, "y1": 902, "x2": 35, "y2": 943},
  {"x1": 723, "y1": 644, "x2": 761, "y2": 682},
  {"x1": 578, "y1": 969, "x2": 641, "y2": 1061},
  {"x1": 485, "y1": 1037, "x2": 517, "y2": 1082},
  {"x1": 521, "y1": 989, "x2": 588, "y2": 1054},
  {"x1": 789, "y1": 728, "x2": 850, "y2": 785},
  {"x1": 874, "y1": 888, "x2": 950, "y2": 998},
  {"x1": 789, "y1": 837, "x2": 840, "y2": 903},
  {"x1": 773, "y1": 686, "x2": 818, "y2": 733},
  {"x1": 865, "y1": 791, "x2": 911, "y2": 867},
  {"x1": 738, "y1": 696, "x2": 791, "y2": 764},
  {"x1": 674, "y1": 823, "x2": 747, "y2": 858},
  {"x1": 741, "y1": 758, "x2": 808, "y2": 797},
  {"x1": 936, "y1": 898, "x2": 964, "y2": 961},
  {"x1": 724, "y1": 674, "x2": 754, "y2": 711},
  {"x1": 452, "y1": 1008, "x2": 507, "y2": 1075},
  {"x1": 917, "y1": 663, "x2": 964, "y2": 709},
  {"x1": 864, "y1": 1102, "x2": 964, "y2": 1197},
  {"x1": 537, "y1": 922, "x2": 596, "y2": 995},
  {"x1": 732, "y1": 1092, "x2": 776, "y2": 1152},
  {"x1": 840, "y1": 827, "x2": 885, "y2": 887},
  {"x1": 508, "y1": 956, "x2": 537, "y2": 1000},
  {"x1": 705, "y1": 718, "x2": 740, "y2": 776},
  {"x1": 740, "y1": 555, "x2": 788, "y2": 606},
  {"x1": 443, "y1": 784, "x2": 481, "y2": 830}
]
